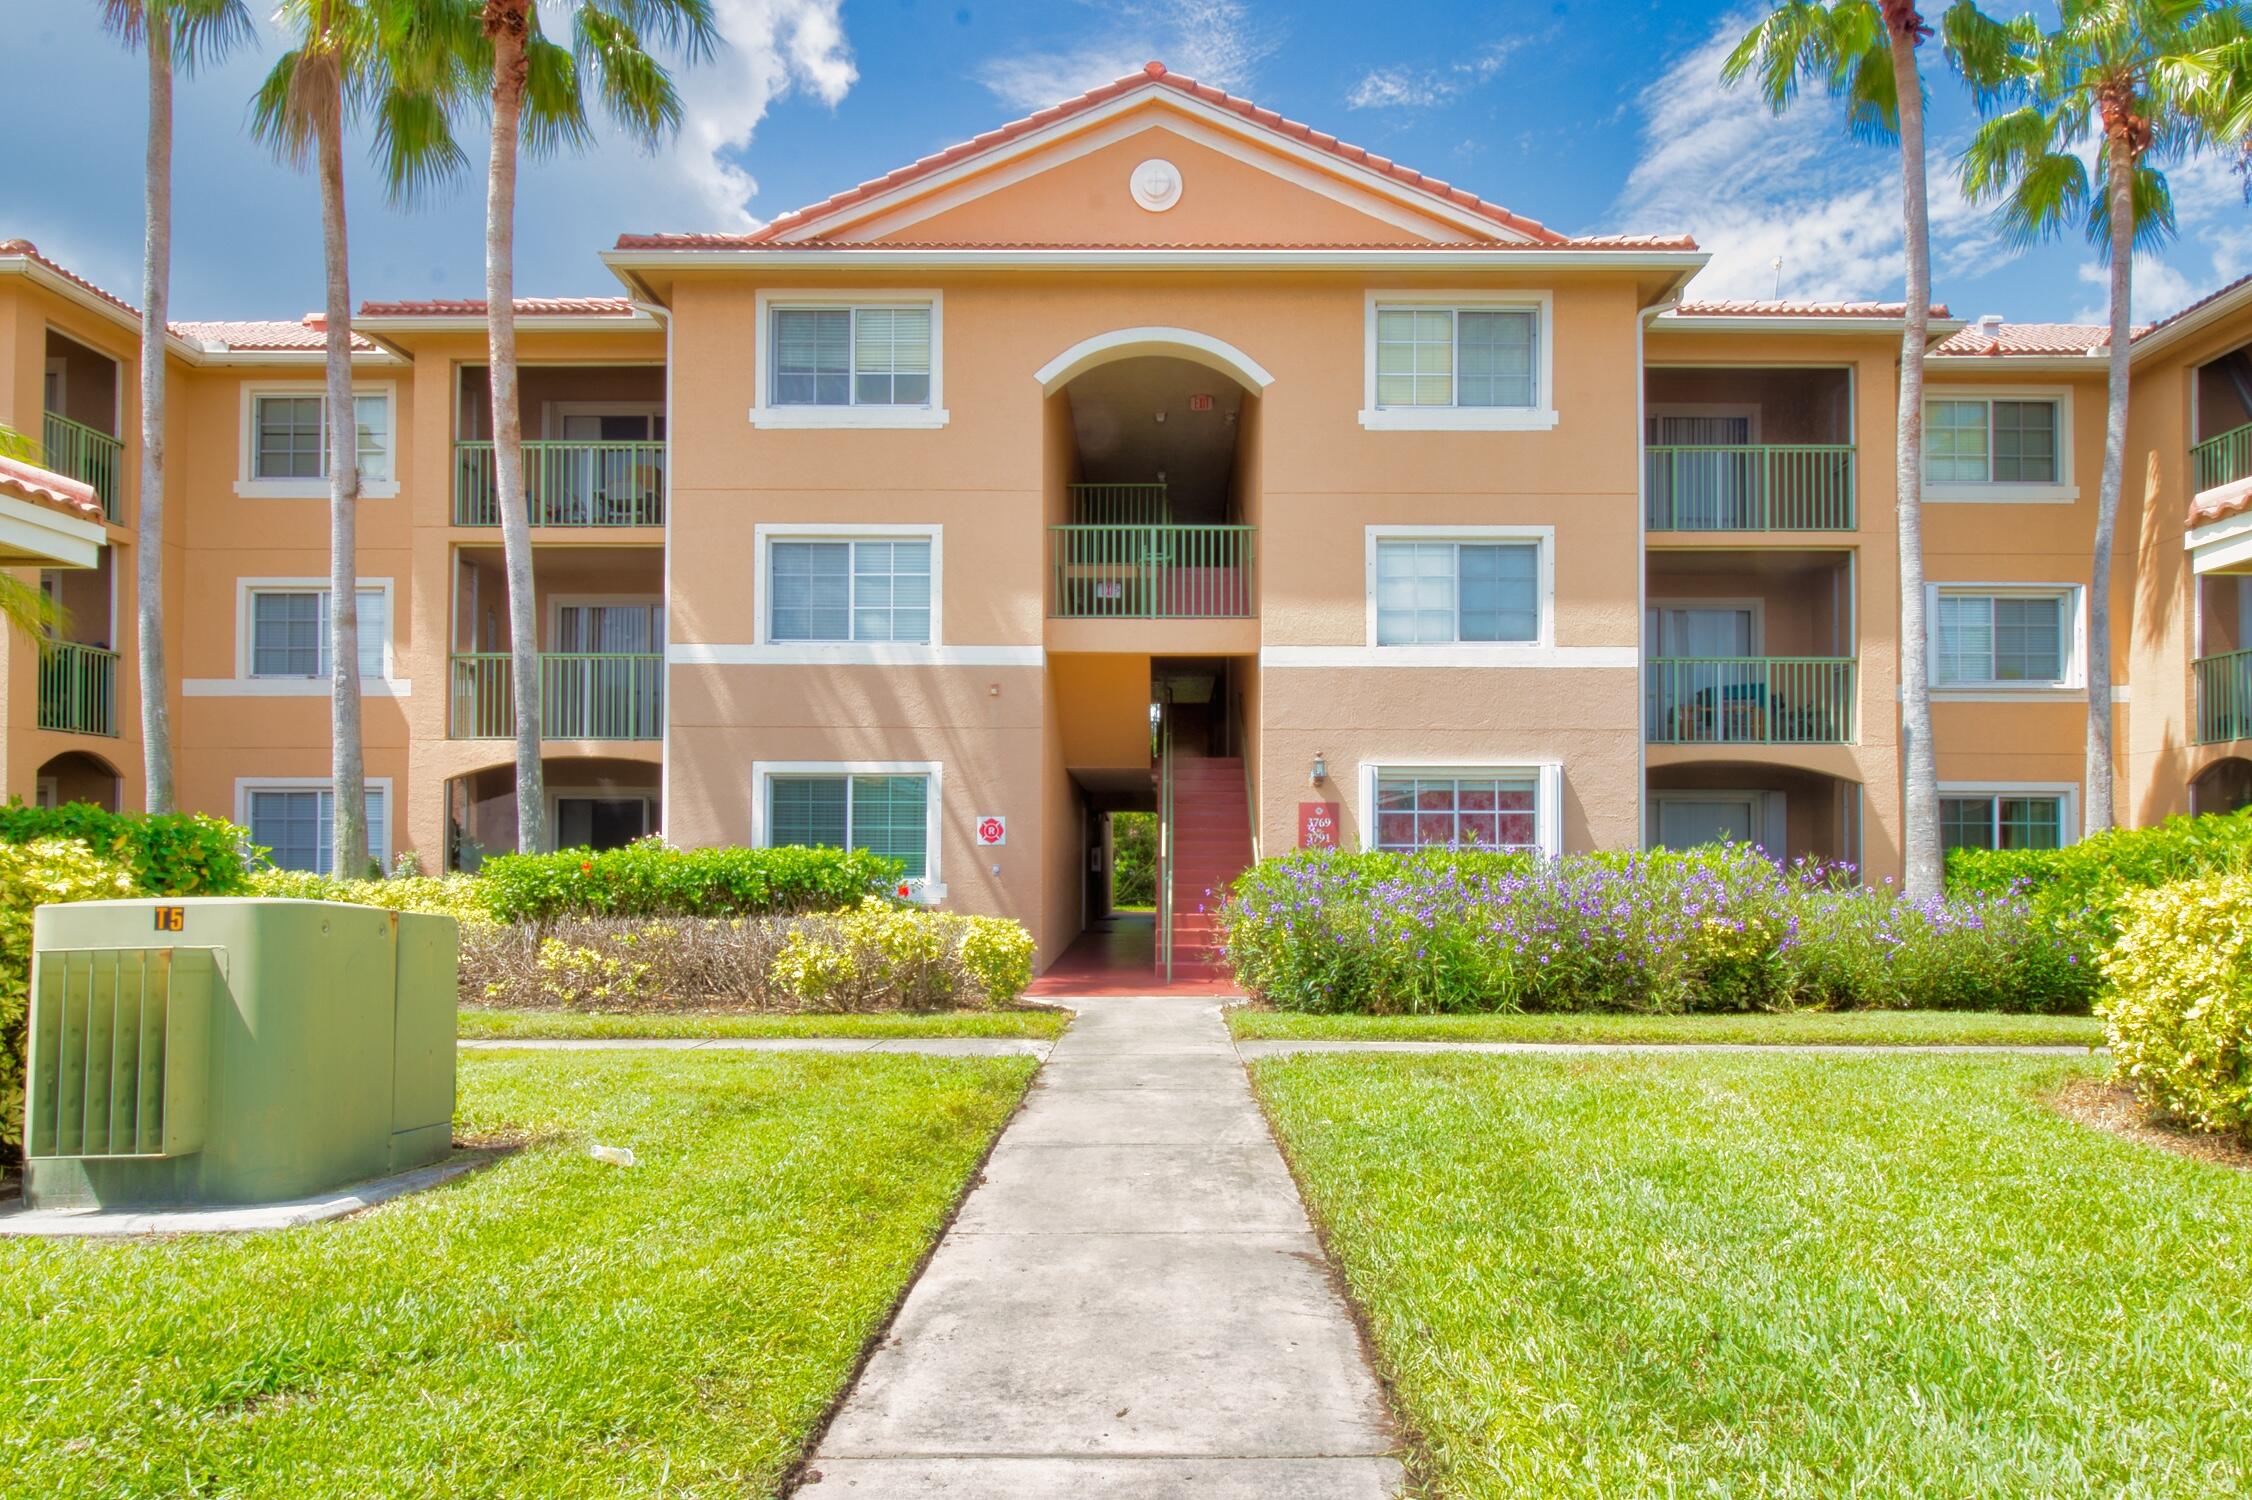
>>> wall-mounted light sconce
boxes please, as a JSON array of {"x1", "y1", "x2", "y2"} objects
[{"x1": 1310, "y1": 751, "x2": 1327, "y2": 786}]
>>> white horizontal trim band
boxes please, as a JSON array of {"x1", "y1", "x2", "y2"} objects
[
  {"x1": 183, "y1": 678, "x2": 412, "y2": 697},
  {"x1": 671, "y1": 643, "x2": 1043, "y2": 667},
  {"x1": 1262, "y1": 645, "x2": 1638, "y2": 669}
]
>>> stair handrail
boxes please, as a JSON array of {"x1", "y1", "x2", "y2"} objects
[{"x1": 1156, "y1": 694, "x2": 1176, "y2": 984}]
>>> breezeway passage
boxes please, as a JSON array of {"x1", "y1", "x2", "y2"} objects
[{"x1": 796, "y1": 996, "x2": 1402, "y2": 1498}]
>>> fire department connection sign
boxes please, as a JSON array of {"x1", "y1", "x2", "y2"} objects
[{"x1": 976, "y1": 816, "x2": 1007, "y2": 847}]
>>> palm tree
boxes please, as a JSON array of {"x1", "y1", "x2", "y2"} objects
[
  {"x1": 1950, "y1": 0, "x2": 2252, "y2": 836},
  {"x1": 254, "y1": 1, "x2": 469, "y2": 877},
  {"x1": 1725, "y1": 1, "x2": 1949, "y2": 898},
  {"x1": 473, "y1": 0, "x2": 714, "y2": 853},
  {"x1": 100, "y1": 0, "x2": 254, "y2": 815},
  {"x1": 0, "y1": 424, "x2": 67, "y2": 643}
]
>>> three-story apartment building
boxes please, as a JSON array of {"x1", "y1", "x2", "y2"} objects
[{"x1": 9, "y1": 63, "x2": 2252, "y2": 980}]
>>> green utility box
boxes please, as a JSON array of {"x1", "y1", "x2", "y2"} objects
[{"x1": 21, "y1": 898, "x2": 458, "y2": 1212}]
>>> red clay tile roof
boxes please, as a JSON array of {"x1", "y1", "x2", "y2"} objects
[
  {"x1": 612, "y1": 235, "x2": 1698, "y2": 253},
  {"x1": 170, "y1": 317, "x2": 380, "y2": 353},
  {"x1": 0, "y1": 238, "x2": 142, "y2": 322},
  {"x1": 1930, "y1": 321, "x2": 2136, "y2": 357},
  {"x1": 0, "y1": 452, "x2": 105, "y2": 526},
  {"x1": 2138, "y1": 270, "x2": 2252, "y2": 345},
  {"x1": 622, "y1": 61, "x2": 1643, "y2": 251},
  {"x1": 356, "y1": 296, "x2": 640, "y2": 317},
  {"x1": 2190, "y1": 478, "x2": 2252, "y2": 528},
  {"x1": 1672, "y1": 299, "x2": 1952, "y2": 319}
]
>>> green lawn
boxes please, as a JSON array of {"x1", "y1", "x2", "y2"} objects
[
  {"x1": 458, "y1": 1005, "x2": 1071, "y2": 1042},
  {"x1": 1253, "y1": 1052, "x2": 2252, "y2": 1498},
  {"x1": 1, "y1": 1049, "x2": 1034, "y2": 1498},
  {"x1": 1228, "y1": 1007, "x2": 2104, "y2": 1048}
]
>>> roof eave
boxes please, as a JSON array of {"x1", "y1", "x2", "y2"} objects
[
  {"x1": 600, "y1": 246, "x2": 1709, "y2": 273},
  {"x1": 0, "y1": 252, "x2": 206, "y2": 363},
  {"x1": 1925, "y1": 351, "x2": 2114, "y2": 375},
  {"x1": 2126, "y1": 278, "x2": 2252, "y2": 363},
  {"x1": 1652, "y1": 315, "x2": 1969, "y2": 338},
  {"x1": 350, "y1": 313, "x2": 661, "y2": 335}
]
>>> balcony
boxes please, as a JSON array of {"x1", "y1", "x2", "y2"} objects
[
  {"x1": 2194, "y1": 422, "x2": 2252, "y2": 495},
  {"x1": 1048, "y1": 524, "x2": 1256, "y2": 619},
  {"x1": 1646, "y1": 657, "x2": 1857, "y2": 745},
  {"x1": 448, "y1": 652, "x2": 663, "y2": 740},
  {"x1": 36, "y1": 641, "x2": 117, "y2": 737},
  {"x1": 2195, "y1": 650, "x2": 2252, "y2": 744},
  {"x1": 42, "y1": 413, "x2": 123, "y2": 524},
  {"x1": 1645, "y1": 445, "x2": 1855, "y2": 531},
  {"x1": 453, "y1": 439, "x2": 665, "y2": 527}
]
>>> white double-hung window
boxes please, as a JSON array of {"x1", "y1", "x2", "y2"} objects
[
  {"x1": 754, "y1": 761, "x2": 945, "y2": 895},
  {"x1": 1924, "y1": 390, "x2": 2073, "y2": 501},
  {"x1": 755, "y1": 294, "x2": 945, "y2": 428},
  {"x1": 1932, "y1": 587, "x2": 2075, "y2": 689},
  {"x1": 1369, "y1": 530, "x2": 1549, "y2": 648},
  {"x1": 241, "y1": 782, "x2": 389, "y2": 874},
  {"x1": 768, "y1": 537, "x2": 932, "y2": 644},
  {"x1": 247, "y1": 585, "x2": 389, "y2": 679},
  {"x1": 242, "y1": 386, "x2": 395, "y2": 494},
  {"x1": 1362, "y1": 293, "x2": 1554, "y2": 430},
  {"x1": 1940, "y1": 791, "x2": 2068, "y2": 852}
]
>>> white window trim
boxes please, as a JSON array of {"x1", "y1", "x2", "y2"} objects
[
  {"x1": 234, "y1": 775, "x2": 395, "y2": 871},
  {"x1": 1359, "y1": 290, "x2": 1558, "y2": 432},
  {"x1": 749, "y1": 290, "x2": 948, "y2": 430},
  {"x1": 1645, "y1": 597, "x2": 1768, "y2": 656},
  {"x1": 1923, "y1": 385, "x2": 2078, "y2": 504},
  {"x1": 235, "y1": 381, "x2": 401, "y2": 499},
  {"x1": 1364, "y1": 525, "x2": 1555, "y2": 651},
  {"x1": 1357, "y1": 760, "x2": 1565, "y2": 859},
  {"x1": 1644, "y1": 789, "x2": 1787, "y2": 855},
  {"x1": 1937, "y1": 781, "x2": 2080, "y2": 847},
  {"x1": 1927, "y1": 582, "x2": 2085, "y2": 697},
  {"x1": 187, "y1": 576, "x2": 407, "y2": 698},
  {"x1": 545, "y1": 787, "x2": 657, "y2": 852},
  {"x1": 753, "y1": 523, "x2": 943, "y2": 651},
  {"x1": 749, "y1": 759, "x2": 947, "y2": 900}
]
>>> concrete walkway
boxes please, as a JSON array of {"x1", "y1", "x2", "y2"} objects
[
  {"x1": 460, "y1": 1037, "x2": 1053, "y2": 1058},
  {"x1": 796, "y1": 995, "x2": 1401, "y2": 1499}
]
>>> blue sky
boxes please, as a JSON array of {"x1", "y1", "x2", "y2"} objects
[{"x1": 5, "y1": 0, "x2": 2248, "y2": 324}]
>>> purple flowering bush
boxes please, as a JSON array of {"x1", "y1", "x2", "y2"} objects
[{"x1": 1221, "y1": 844, "x2": 2092, "y2": 1015}]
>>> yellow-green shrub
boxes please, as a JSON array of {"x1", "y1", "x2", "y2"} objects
[
  {"x1": 247, "y1": 868, "x2": 497, "y2": 928},
  {"x1": 771, "y1": 903, "x2": 1036, "y2": 1011},
  {"x1": 2099, "y1": 873, "x2": 2252, "y2": 1140},
  {"x1": 2, "y1": 839, "x2": 138, "y2": 1155}
]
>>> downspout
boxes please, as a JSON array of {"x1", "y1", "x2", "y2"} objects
[
  {"x1": 1634, "y1": 297, "x2": 1678, "y2": 852},
  {"x1": 634, "y1": 297, "x2": 675, "y2": 842}
]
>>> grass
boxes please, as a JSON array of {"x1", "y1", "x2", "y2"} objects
[
  {"x1": 457, "y1": 1005, "x2": 1071, "y2": 1042},
  {"x1": 1253, "y1": 1051, "x2": 2252, "y2": 1498},
  {"x1": 1, "y1": 1049, "x2": 1035, "y2": 1498},
  {"x1": 1227, "y1": 1007, "x2": 2104, "y2": 1048}
]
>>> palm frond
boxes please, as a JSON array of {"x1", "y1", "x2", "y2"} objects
[
  {"x1": 372, "y1": 87, "x2": 472, "y2": 205},
  {"x1": 1997, "y1": 142, "x2": 2092, "y2": 249},
  {"x1": 1941, "y1": 1, "x2": 2039, "y2": 106},
  {"x1": 574, "y1": 7, "x2": 683, "y2": 147},
  {"x1": 593, "y1": 0, "x2": 718, "y2": 64},
  {"x1": 0, "y1": 423, "x2": 36, "y2": 463},
  {"x1": 520, "y1": 33, "x2": 597, "y2": 157},
  {"x1": 0, "y1": 575, "x2": 67, "y2": 647},
  {"x1": 249, "y1": 47, "x2": 322, "y2": 168},
  {"x1": 2085, "y1": 158, "x2": 2180, "y2": 255}
]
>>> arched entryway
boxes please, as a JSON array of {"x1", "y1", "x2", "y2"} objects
[
  {"x1": 444, "y1": 756, "x2": 662, "y2": 870},
  {"x1": 2192, "y1": 756, "x2": 2252, "y2": 817},
  {"x1": 34, "y1": 749, "x2": 121, "y2": 812},
  {"x1": 1646, "y1": 762, "x2": 1864, "y2": 872}
]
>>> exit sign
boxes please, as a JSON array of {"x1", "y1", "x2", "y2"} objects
[{"x1": 1187, "y1": 393, "x2": 1214, "y2": 411}]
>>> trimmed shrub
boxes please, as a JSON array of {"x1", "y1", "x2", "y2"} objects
[
  {"x1": 476, "y1": 839, "x2": 901, "y2": 924},
  {"x1": 2099, "y1": 873, "x2": 2252, "y2": 1140},
  {"x1": 247, "y1": 869, "x2": 497, "y2": 928},
  {"x1": 0, "y1": 803, "x2": 252, "y2": 895},
  {"x1": 462, "y1": 903, "x2": 1035, "y2": 1012},
  {"x1": 1, "y1": 839, "x2": 138, "y2": 1154},
  {"x1": 1222, "y1": 844, "x2": 2084, "y2": 1015},
  {"x1": 1947, "y1": 808, "x2": 2252, "y2": 956}
]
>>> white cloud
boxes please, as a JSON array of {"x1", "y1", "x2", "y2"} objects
[
  {"x1": 1612, "y1": 15, "x2": 2006, "y2": 304},
  {"x1": 977, "y1": 0, "x2": 1275, "y2": 113},
  {"x1": 2074, "y1": 256, "x2": 2198, "y2": 325},
  {"x1": 656, "y1": 0, "x2": 857, "y2": 225},
  {"x1": 1346, "y1": 41, "x2": 1522, "y2": 111}
]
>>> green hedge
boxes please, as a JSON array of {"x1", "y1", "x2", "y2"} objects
[
  {"x1": 1946, "y1": 808, "x2": 2252, "y2": 954},
  {"x1": 476, "y1": 841, "x2": 903, "y2": 924},
  {"x1": 0, "y1": 803, "x2": 252, "y2": 894}
]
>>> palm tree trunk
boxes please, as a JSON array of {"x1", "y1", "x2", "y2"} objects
[
  {"x1": 315, "y1": 46, "x2": 368, "y2": 878},
  {"x1": 1890, "y1": 24, "x2": 1942, "y2": 898},
  {"x1": 2087, "y1": 136, "x2": 2135, "y2": 834},
  {"x1": 136, "y1": 21, "x2": 178, "y2": 814},
  {"x1": 484, "y1": 1, "x2": 543, "y2": 853}
]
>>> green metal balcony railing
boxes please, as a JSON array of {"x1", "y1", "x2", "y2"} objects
[
  {"x1": 1646, "y1": 657, "x2": 1857, "y2": 745},
  {"x1": 1048, "y1": 524, "x2": 1255, "y2": 619},
  {"x1": 1646, "y1": 444, "x2": 1856, "y2": 531},
  {"x1": 2195, "y1": 650, "x2": 2252, "y2": 743},
  {"x1": 37, "y1": 641, "x2": 118, "y2": 737},
  {"x1": 453, "y1": 439, "x2": 665, "y2": 526},
  {"x1": 42, "y1": 412, "x2": 124, "y2": 524},
  {"x1": 449, "y1": 652, "x2": 663, "y2": 740},
  {"x1": 2193, "y1": 422, "x2": 2252, "y2": 494}
]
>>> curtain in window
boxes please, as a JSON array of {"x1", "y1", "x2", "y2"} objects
[
  {"x1": 248, "y1": 787, "x2": 387, "y2": 873},
  {"x1": 249, "y1": 588, "x2": 385, "y2": 677},
  {"x1": 774, "y1": 309, "x2": 852, "y2": 405},
  {"x1": 1455, "y1": 309, "x2": 1535, "y2": 408},
  {"x1": 1373, "y1": 774, "x2": 1537, "y2": 852},
  {"x1": 1374, "y1": 309, "x2": 1454, "y2": 407},
  {"x1": 770, "y1": 542, "x2": 852, "y2": 640},
  {"x1": 853, "y1": 308, "x2": 932, "y2": 406}
]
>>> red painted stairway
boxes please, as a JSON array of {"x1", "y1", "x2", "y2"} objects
[{"x1": 1164, "y1": 754, "x2": 1255, "y2": 981}]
